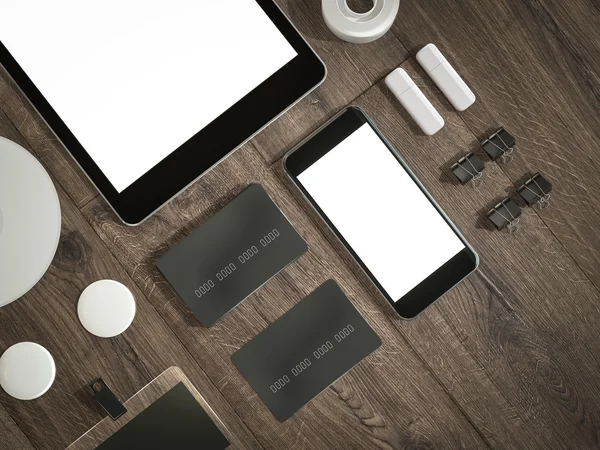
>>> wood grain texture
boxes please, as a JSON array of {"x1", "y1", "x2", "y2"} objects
[
  {"x1": 82, "y1": 144, "x2": 486, "y2": 449},
  {"x1": 346, "y1": 59, "x2": 600, "y2": 449},
  {"x1": 67, "y1": 367, "x2": 249, "y2": 450},
  {"x1": 0, "y1": 119, "x2": 259, "y2": 450},
  {"x1": 0, "y1": 404, "x2": 34, "y2": 450},
  {"x1": 250, "y1": 0, "x2": 409, "y2": 163},
  {"x1": 391, "y1": 0, "x2": 600, "y2": 292}
]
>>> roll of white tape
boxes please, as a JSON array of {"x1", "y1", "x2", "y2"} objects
[{"x1": 322, "y1": 0, "x2": 400, "y2": 44}]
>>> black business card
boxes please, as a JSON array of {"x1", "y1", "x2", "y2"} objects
[
  {"x1": 232, "y1": 280, "x2": 382, "y2": 421},
  {"x1": 157, "y1": 184, "x2": 308, "y2": 327}
]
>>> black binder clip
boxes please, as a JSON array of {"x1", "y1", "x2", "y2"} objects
[
  {"x1": 481, "y1": 127, "x2": 515, "y2": 163},
  {"x1": 488, "y1": 197, "x2": 522, "y2": 233},
  {"x1": 517, "y1": 172, "x2": 552, "y2": 209},
  {"x1": 89, "y1": 378, "x2": 127, "y2": 420},
  {"x1": 451, "y1": 152, "x2": 485, "y2": 185}
]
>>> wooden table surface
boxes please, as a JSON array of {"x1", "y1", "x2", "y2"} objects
[{"x1": 1, "y1": 1, "x2": 600, "y2": 449}]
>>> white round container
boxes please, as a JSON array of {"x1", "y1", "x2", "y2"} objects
[{"x1": 0, "y1": 137, "x2": 61, "y2": 307}]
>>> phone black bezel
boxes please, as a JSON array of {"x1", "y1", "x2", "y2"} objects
[
  {"x1": 284, "y1": 107, "x2": 478, "y2": 319},
  {"x1": 0, "y1": 0, "x2": 326, "y2": 224}
]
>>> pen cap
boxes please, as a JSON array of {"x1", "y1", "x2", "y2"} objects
[
  {"x1": 385, "y1": 67, "x2": 415, "y2": 96},
  {"x1": 417, "y1": 43, "x2": 446, "y2": 73},
  {"x1": 385, "y1": 69, "x2": 445, "y2": 135}
]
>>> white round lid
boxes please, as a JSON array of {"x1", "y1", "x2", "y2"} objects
[
  {"x1": 78, "y1": 280, "x2": 136, "y2": 338},
  {"x1": 0, "y1": 137, "x2": 61, "y2": 307},
  {"x1": 0, "y1": 342, "x2": 56, "y2": 400}
]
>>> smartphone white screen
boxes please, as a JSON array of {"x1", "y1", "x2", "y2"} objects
[
  {"x1": 297, "y1": 123, "x2": 465, "y2": 301},
  {"x1": 0, "y1": 0, "x2": 297, "y2": 192}
]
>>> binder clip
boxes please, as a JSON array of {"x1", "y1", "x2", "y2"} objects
[
  {"x1": 481, "y1": 127, "x2": 515, "y2": 163},
  {"x1": 89, "y1": 378, "x2": 127, "y2": 420},
  {"x1": 517, "y1": 172, "x2": 552, "y2": 209},
  {"x1": 488, "y1": 197, "x2": 522, "y2": 233},
  {"x1": 451, "y1": 152, "x2": 485, "y2": 185}
]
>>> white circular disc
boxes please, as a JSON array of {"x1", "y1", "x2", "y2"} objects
[
  {"x1": 0, "y1": 342, "x2": 56, "y2": 400},
  {"x1": 0, "y1": 137, "x2": 61, "y2": 307},
  {"x1": 78, "y1": 280, "x2": 136, "y2": 338}
]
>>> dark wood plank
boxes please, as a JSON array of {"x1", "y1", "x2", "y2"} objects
[
  {"x1": 534, "y1": 0, "x2": 600, "y2": 91},
  {"x1": 345, "y1": 59, "x2": 600, "y2": 449},
  {"x1": 82, "y1": 144, "x2": 487, "y2": 449},
  {"x1": 0, "y1": 120, "x2": 260, "y2": 450},
  {"x1": 250, "y1": 0, "x2": 409, "y2": 163},
  {"x1": 0, "y1": 404, "x2": 34, "y2": 450},
  {"x1": 0, "y1": 66, "x2": 97, "y2": 209},
  {"x1": 390, "y1": 0, "x2": 600, "y2": 291}
]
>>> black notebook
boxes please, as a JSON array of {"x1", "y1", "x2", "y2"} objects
[{"x1": 96, "y1": 383, "x2": 229, "y2": 450}]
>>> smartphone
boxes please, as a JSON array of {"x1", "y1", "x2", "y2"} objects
[{"x1": 284, "y1": 107, "x2": 478, "y2": 318}]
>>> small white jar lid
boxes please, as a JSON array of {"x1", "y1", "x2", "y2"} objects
[
  {"x1": 78, "y1": 280, "x2": 136, "y2": 338},
  {"x1": 0, "y1": 342, "x2": 56, "y2": 400}
]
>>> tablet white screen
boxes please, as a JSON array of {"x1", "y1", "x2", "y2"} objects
[
  {"x1": 297, "y1": 123, "x2": 465, "y2": 301},
  {"x1": 0, "y1": 0, "x2": 297, "y2": 192}
]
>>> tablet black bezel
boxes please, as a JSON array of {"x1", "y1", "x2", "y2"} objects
[
  {"x1": 0, "y1": 0, "x2": 325, "y2": 224},
  {"x1": 284, "y1": 107, "x2": 478, "y2": 319}
]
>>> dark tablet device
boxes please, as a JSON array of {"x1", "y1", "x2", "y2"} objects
[
  {"x1": 97, "y1": 383, "x2": 229, "y2": 450},
  {"x1": 284, "y1": 107, "x2": 479, "y2": 319},
  {"x1": 0, "y1": 1, "x2": 325, "y2": 224}
]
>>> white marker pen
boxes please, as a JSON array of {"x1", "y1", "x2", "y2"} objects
[
  {"x1": 385, "y1": 68, "x2": 445, "y2": 136},
  {"x1": 417, "y1": 44, "x2": 476, "y2": 111}
]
